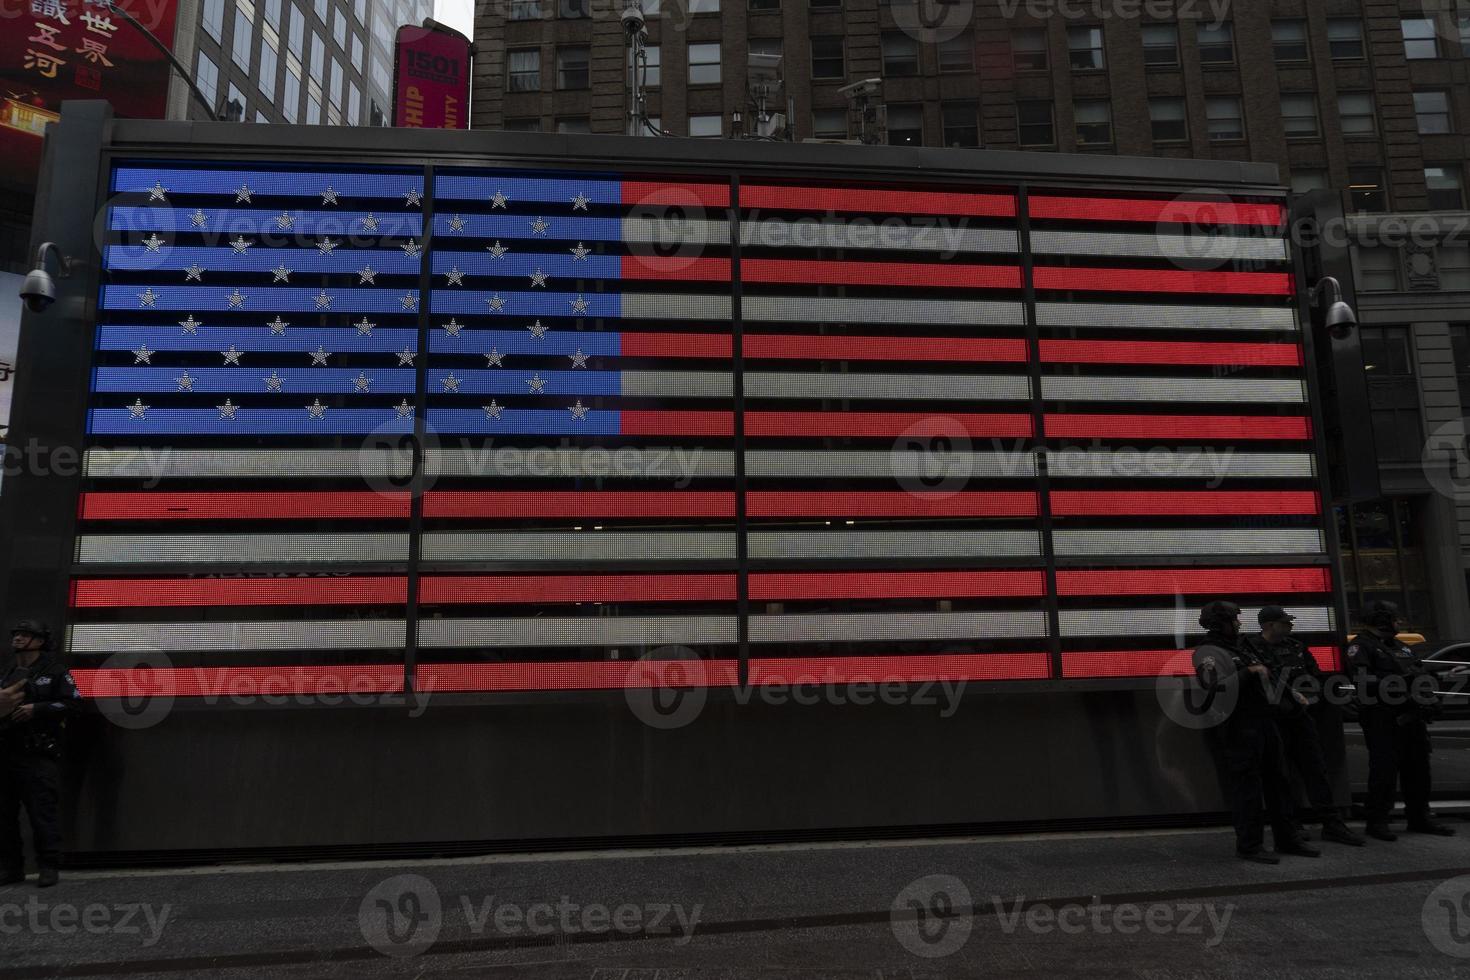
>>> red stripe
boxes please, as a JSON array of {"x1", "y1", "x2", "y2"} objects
[
  {"x1": 749, "y1": 570, "x2": 1046, "y2": 600},
  {"x1": 418, "y1": 659, "x2": 741, "y2": 693},
  {"x1": 619, "y1": 410, "x2": 733, "y2": 435},
  {"x1": 1039, "y1": 339, "x2": 1302, "y2": 367},
  {"x1": 1050, "y1": 490, "x2": 1320, "y2": 517},
  {"x1": 423, "y1": 491, "x2": 735, "y2": 519},
  {"x1": 73, "y1": 665, "x2": 405, "y2": 697},
  {"x1": 1056, "y1": 567, "x2": 1333, "y2": 597},
  {"x1": 747, "y1": 411, "x2": 1033, "y2": 438},
  {"x1": 745, "y1": 334, "x2": 1028, "y2": 362},
  {"x1": 747, "y1": 491, "x2": 1037, "y2": 518},
  {"x1": 1033, "y1": 266, "x2": 1294, "y2": 296},
  {"x1": 748, "y1": 653, "x2": 1051, "y2": 683},
  {"x1": 1030, "y1": 196, "x2": 1284, "y2": 227},
  {"x1": 70, "y1": 577, "x2": 409, "y2": 608},
  {"x1": 78, "y1": 492, "x2": 411, "y2": 521},
  {"x1": 1062, "y1": 645, "x2": 1338, "y2": 678},
  {"x1": 420, "y1": 574, "x2": 737, "y2": 604},
  {"x1": 621, "y1": 180, "x2": 731, "y2": 208},
  {"x1": 1043, "y1": 413, "x2": 1312, "y2": 441},
  {"x1": 621, "y1": 333, "x2": 733, "y2": 358},
  {"x1": 740, "y1": 184, "x2": 1016, "y2": 218}
]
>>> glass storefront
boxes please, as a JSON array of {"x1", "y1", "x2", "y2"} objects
[{"x1": 1336, "y1": 497, "x2": 1437, "y2": 641}]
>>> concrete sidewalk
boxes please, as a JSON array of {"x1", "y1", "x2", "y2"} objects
[{"x1": 3, "y1": 820, "x2": 1470, "y2": 978}]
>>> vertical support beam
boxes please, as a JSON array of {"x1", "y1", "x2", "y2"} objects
[{"x1": 405, "y1": 165, "x2": 436, "y2": 706}]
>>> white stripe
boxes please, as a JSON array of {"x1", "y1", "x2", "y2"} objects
[
  {"x1": 749, "y1": 610, "x2": 1048, "y2": 643},
  {"x1": 749, "y1": 530, "x2": 1041, "y2": 559},
  {"x1": 84, "y1": 449, "x2": 412, "y2": 480},
  {"x1": 1030, "y1": 230, "x2": 1287, "y2": 262},
  {"x1": 620, "y1": 371, "x2": 732, "y2": 397},
  {"x1": 746, "y1": 450, "x2": 1035, "y2": 479},
  {"x1": 738, "y1": 220, "x2": 1019, "y2": 254},
  {"x1": 1040, "y1": 377, "x2": 1306, "y2": 403},
  {"x1": 622, "y1": 218, "x2": 728, "y2": 247},
  {"x1": 421, "y1": 531, "x2": 736, "y2": 562},
  {"x1": 76, "y1": 534, "x2": 409, "y2": 563},
  {"x1": 69, "y1": 620, "x2": 407, "y2": 652},
  {"x1": 426, "y1": 448, "x2": 735, "y2": 479},
  {"x1": 1047, "y1": 451, "x2": 1315, "y2": 479},
  {"x1": 1036, "y1": 303, "x2": 1297, "y2": 332},
  {"x1": 746, "y1": 373, "x2": 1031, "y2": 401},
  {"x1": 1053, "y1": 529, "x2": 1325, "y2": 556},
  {"x1": 742, "y1": 296, "x2": 1023, "y2": 326},
  {"x1": 1059, "y1": 606, "x2": 1334, "y2": 637},
  {"x1": 418, "y1": 616, "x2": 737, "y2": 648}
]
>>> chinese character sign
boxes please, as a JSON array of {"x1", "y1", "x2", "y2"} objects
[{"x1": 1, "y1": 0, "x2": 181, "y2": 192}]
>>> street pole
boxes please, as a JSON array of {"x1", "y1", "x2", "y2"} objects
[{"x1": 106, "y1": 1, "x2": 221, "y2": 122}]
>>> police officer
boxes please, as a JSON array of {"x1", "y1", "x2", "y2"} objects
[
  {"x1": 1, "y1": 620, "x2": 81, "y2": 888},
  {"x1": 1193, "y1": 600, "x2": 1318, "y2": 863},
  {"x1": 1248, "y1": 606, "x2": 1366, "y2": 847},
  {"x1": 1349, "y1": 601, "x2": 1455, "y2": 841}
]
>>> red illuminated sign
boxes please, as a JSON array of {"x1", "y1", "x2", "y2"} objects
[{"x1": 392, "y1": 21, "x2": 470, "y2": 130}]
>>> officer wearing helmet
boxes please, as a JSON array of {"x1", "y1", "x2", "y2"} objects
[
  {"x1": 1, "y1": 619, "x2": 81, "y2": 888},
  {"x1": 1349, "y1": 600, "x2": 1455, "y2": 840},
  {"x1": 1193, "y1": 600, "x2": 1317, "y2": 863}
]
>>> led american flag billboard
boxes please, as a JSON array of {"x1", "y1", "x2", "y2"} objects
[{"x1": 70, "y1": 160, "x2": 1334, "y2": 699}]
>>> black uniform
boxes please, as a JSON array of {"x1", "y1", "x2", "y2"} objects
[
  {"x1": 1195, "y1": 629, "x2": 1298, "y2": 853},
  {"x1": 1349, "y1": 630, "x2": 1438, "y2": 827},
  {"x1": 1249, "y1": 634, "x2": 1341, "y2": 818},
  {"x1": 0, "y1": 653, "x2": 81, "y2": 876}
]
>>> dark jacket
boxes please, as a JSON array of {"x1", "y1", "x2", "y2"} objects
[
  {"x1": 1348, "y1": 630, "x2": 1436, "y2": 718},
  {"x1": 1195, "y1": 629, "x2": 1276, "y2": 718},
  {"x1": 0, "y1": 652, "x2": 82, "y2": 751}
]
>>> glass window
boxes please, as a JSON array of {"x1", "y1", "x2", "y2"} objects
[
  {"x1": 1328, "y1": 18, "x2": 1364, "y2": 59},
  {"x1": 689, "y1": 0, "x2": 719, "y2": 12},
  {"x1": 266, "y1": 0, "x2": 282, "y2": 30},
  {"x1": 941, "y1": 101, "x2": 978, "y2": 147},
  {"x1": 557, "y1": 46, "x2": 590, "y2": 89},
  {"x1": 311, "y1": 32, "x2": 325, "y2": 78},
  {"x1": 1403, "y1": 17, "x2": 1438, "y2": 59},
  {"x1": 1441, "y1": 244, "x2": 1470, "y2": 289},
  {"x1": 560, "y1": 0, "x2": 591, "y2": 17},
  {"x1": 1339, "y1": 92, "x2": 1376, "y2": 136},
  {"x1": 812, "y1": 108, "x2": 847, "y2": 139},
  {"x1": 1359, "y1": 327, "x2": 1422, "y2": 459},
  {"x1": 1074, "y1": 100, "x2": 1111, "y2": 145},
  {"x1": 283, "y1": 65, "x2": 301, "y2": 123},
  {"x1": 1067, "y1": 25, "x2": 1104, "y2": 70},
  {"x1": 882, "y1": 32, "x2": 919, "y2": 76},
  {"x1": 1197, "y1": 22, "x2": 1234, "y2": 65},
  {"x1": 348, "y1": 82, "x2": 360, "y2": 125},
  {"x1": 886, "y1": 103, "x2": 922, "y2": 146},
  {"x1": 508, "y1": 49, "x2": 540, "y2": 92},
  {"x1": 641, "y1": 45, "x2": 661, "y2": 87},
  {"x1": 259, "y1": 39, "x2": 278, "y2": 102},
  {"x1": 510, "y1": 0, "x2": 542, "y2": 20},
  {"x1": 750, "y1": 0, "x2": 780, "y2": 9},
  {"x1": 307, "y1": 94, "x2": 321, "y2": 125},
  {"x1": 1462, "y1": 14, "x2": 1470, "y2": 56},
  {"x1": 289, "y1": 5, "x2": 305, "y2": 58},
  {"x1": 1149, "y1": 97, "x2": 1186, "y2": 142},
  {"x1": 1426, "y1": 165, "x2": 1466, "y2": 209},
  {"x1": 688, "y1": 43, "x2": 721, "y2": 85},
  {"x1": 749, "y1": 38, "x2": 782, "y2": 59},
  {"x1": 689, "y1": 114, "x2": 723, "y2": 137},
  {"x1": 637, "y1": 115, "x2": 662, "y2": 136},
  {"x1": 812, "y1": 36, "x2": 845, "y2": 79},
  {"x1": 330, "y1": 59, "x2": 344, "y2": 110},
  {"x1": 232, "y1": 10, "x2": 254, "y2": 71},
  {"x1": 352, "y1": 36, "x2": 364, "y2": 71},
  {"x1": 1281, "y1": 93, "x2": 1319, "y2": 138},
  {"x1": 203, "y1": 0, "x2": 225, "y2": 42},
  {"x1": 1290, "y1": 170, "x2": 1328, "y2": 195},
  {"x1": 938, "y1": 33, "x2": 973, "y2": 72},
  {"x1": 1205, "y1": 97, "x2": 1243, "y2": 141},
  {"x1": 1012, "y1": 28, "x2": 1047, "y2": 71},
  {"x1": 313, "y1": 0, "x2": 326, "y2": 21},
  {"x1": 1349, "y1": 167, "x2": 1388, "y2": 213},
  {"x1": 1017, "y1": 100, "x2": 1054, "y2": 146},
  {"x1": 196, "y1": 50, "x2": 219, "y2": 109},
  {"x1": 810, "y1": 0, "x2": 841, "y2": 6},
  {"x1": 332, "y1": 9, "x2": 346, "y2": 47},
  {"x1": 1415, "y1": 90, "x2": 1452, "y2": 134},
  {"x1": 224, "y1": 83, "x2": 247, "y2": 121},
  {"x1": 1272, "y1": 19, "x2": 1309, "y2": 62},
  {"x1": 1141, "y1": 23, "x2": 1178, "y2": 67},
  {"x1": 505, "y1": 118, "x2": 542, "y2": 132},
  {"x1": 556, "y1": 117, "x2": 591, "y2": 133}
]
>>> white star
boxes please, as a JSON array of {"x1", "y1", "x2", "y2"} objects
[
  {"x1": 309, "y1": 346, "x2": 331, "y2": 366},
  {"x1": 147, "y1": 181, "x2": 168, "y2": 202},
  {"x1": 178, "y1": 315, "x2": 201, "y2": 335},
  {"x1": 568, "y1": 399, "x2": 590, "y2": 420},
  {"x1": 176, "y1": 370, "x2": 194, "y2": 392},
  {"x1": 234, "y1": 184, "x2": 253, "y2": 204},
  {"x1": 221, "y1": 346, "x2": 243, "y2": 365},
  {"x1": 306, "y1": 399, "x2": 328, "y2": 420},
  {"x1": 268, "y1": 316, "x2": 289, "y2": 335},
  {"x1": 190, "y1": 209, "x2": 208, "y2": 228},
  {"x1": 400, "y1": 293, "x2": 418, "y2": 311},
  {"x1": 571, "y1": 192, "x2": 590, "y2": 211},
  {"x1": 526, "y1": 373, "x2": 546, "y2": 393},
  {"x1": 264, "y1": 371, "x2": 283, "y2": 392},
  {"x1": 137, "y1": 288, "x2": 159, "y2": 308},
  {"x1": 276, "y1": 212, "x2": 296, "y2": 230},
  {"x1": 569, "y1": 294, "x2": 589, "y2": 315},
  {"x1": 402, "y1": 238, "x2": 422, "y2": 258},
  {"x1": 530, "y1": 216, "x2": 549, "y2": 236},
  {"x1": 132, "y1": 345, "x2": 154, "y2": 364},
  {"x1": 217, "y1": 399, "x2": 239, "y2": 420},
  {"x1": 128, "y1": 398, "x2": 149, "y2": 419},
  {"x1": 486, "y1": 293, "x2": 505, "y2": 312},
  {"x1": 272, "y1": 264, "x2": 292, "y2": 283},
  {"x1": 485, "y1": 348, "x2": 504, "y2": 367},
  {"x1": 321, "y1": 185, "x2": 340, "y2": 205},
  {"x1": 184, "y1": 263, "x2": 205, "y2": 282},
  {"x1": 448, "y1": 214, "x2": 467, "y2": 232},
  {"x1": 487, "y1": 241, "x2": 509, "y2": 259},
  {"x1": 354, "y1": 317, "x2": 376, "y2": 336},
  {"x1": 317, "y1": 237, "x2": 338, "y2": 255},
  {"x1": 354, "y1": 372, "x2": 373, "y2": 392},
  {"x1": 443, "y1": 318, "x2": 463, "y2": 337},
  {"x1": 395, "y1": 399, "x2": 414, "y2": 419},
  {"x1": 446, "y1": 266, "x2": 465, "y2": 287},
  {"x1": 530, "y1": 268, "x2": 548, "y2": 288},
  {"x1": 490, "y1": 190, "x2": 508, "y2": 209},
  {"x1": 441, "y1": 373, "x2": 461, "y2": 393},
  {"x1": 569, "y1": 349, "x2": 589, "y2": 368},
  {"x1": 404, "y1": 188, "x2": 422, "y2": 207},
  {"x1": 314, "y1": 290, "x2": 334, "y2": 310},
  {"x1": 230, "y1": 236, "x2": 252, "y2": 254},
  {"x1": 227, "y1": 289, "x2": 246, "y2": 309},
  {"x1": 570, "y1": 242, "x2": 590, "y2": 261},
  {"x1": 483, "y1": 400, "x2": 504, "y2": 419},
  {"x1": 361, "y1": 213, "x2": 379, "y2": 232},
  {"x1": 527, "y1": 319, "x2": 548, "y2": 339},
  {"x1": 397, "y1": 348, "x2": 416, "y2": 367},
  {"x1": 142, "y1": 233, "x2": 164, "y2": 252},
  {"x1": 358, "y1": 266, "x2": 377, "y2": 285}
]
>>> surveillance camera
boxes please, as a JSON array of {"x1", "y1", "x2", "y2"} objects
[
  {"x1": 838, "y1": 78, "x2": 882, "y2": 100},
  {"x1": 621, "y1": 5, "x2": 645, "y2": 35},
  {"x1": 20, "y1": 268, "x2": 56, "y2": 313},
  {"x1": 1324, "y1": 300, "x2": 1357, "y2": 340}
]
